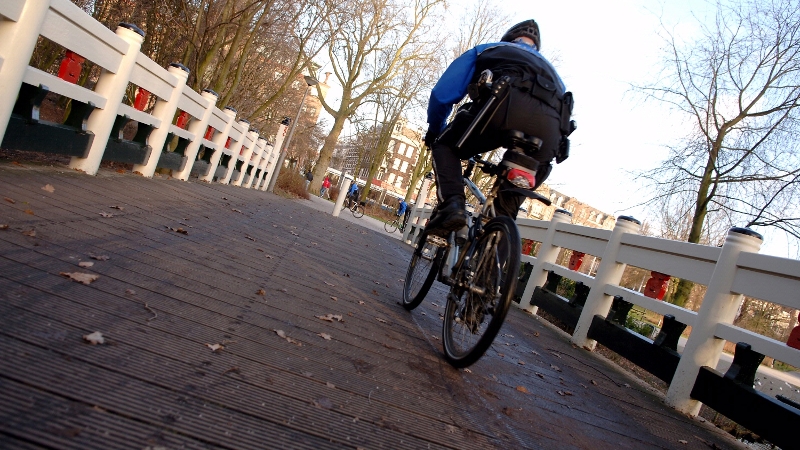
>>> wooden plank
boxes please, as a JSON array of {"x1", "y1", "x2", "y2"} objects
[
  {"x1": 177, "y1": 85, "x2": 210, "y2": 119},
  {"x1": 24, "y1": 66, "x2": 108, "y2": 109},
  {"x1": 0, "y1": 0, "x2": 24, "y2": 21},
  {"x1": 116, "y1": 104, "x2": 161, "y2": 128},
  {"x1": 42, "y1": 0, "x2": 127, "y2": 73},
  {"x1": 130, "y1": 53, "x2": 178, "y2": 100},
  {"x1": 617, "y1": 234, "x2": 719, "y2": 285},
  {"x1": 732, "y1": 252, "x2": 800, "y2": 309},
  {"x1": 715, "y1": 323, "x2": 800, "y2": 368}
]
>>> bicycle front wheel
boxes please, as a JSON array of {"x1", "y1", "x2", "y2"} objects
[
  {"x1": 385, "y1": 219, "x2": 399, "y2": 233},
  {"x1": 352, "y1": 205, "x2": 364, "y2": 218},
  {"x1": 402, "y1": 234, "x2": 442, "y2": 311},
  {"x1": 442, "y1": 216, "x2": 521, "y2": 368}
]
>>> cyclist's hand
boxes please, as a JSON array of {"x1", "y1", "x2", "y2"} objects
[{"x1": 424, "y1": 128, "x2": 438, "y2": 148}]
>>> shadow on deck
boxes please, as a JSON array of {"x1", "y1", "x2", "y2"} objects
[{"x1": 0, "y1": 162, "x2": 744, "y2": 449}]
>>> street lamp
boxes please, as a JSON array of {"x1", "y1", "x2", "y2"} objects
[{"x1": 267, "y1": 75, "x2": 319, "y2": 192}]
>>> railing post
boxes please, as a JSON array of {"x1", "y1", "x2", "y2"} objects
[
  {"x1": 571, "y1": 216, "x2": 642, "y2": 349},
  {"x1": 666, "y1": 227, "x2": 763, "y2": 415},
  {"x1": 244, "y1": 138, "x2": 267, "y2": 188},
  {"x1": 263, "y1": 118, "x2": 290, "y2": 191},
  {"x1": 132, "y1": 63, "x2": 189, "y2": 178},
  {"x1": 402, "y1": 175, "x2": 433, "y2": 243},
  {"x1": 69, "y1": 23, "x2": 144, "y2": 175},
  {"x1": 515, "y1": 209, "x2": 573, "y2": 313},
  {"x1": 332, "y1": 179, "x2": 351, "y2": 217},
  {"x1": 172, "y1": 88, "x2": 218, "y2": 181},
  {"x1": 0, "y1": 0, "x2": 50, "y2": 144},
  {"x1": 254, "y1": 143, "x2": 274, "y2": 190},
  {"x1": 199, "y1": 106, "x2": 236, "y2": 182},
  {"x1": 220, "y1": 120, "x2": 248, "y2": 184},
  {"x1": 232, "y1": 128, "x2": 258, "y2": 186}
]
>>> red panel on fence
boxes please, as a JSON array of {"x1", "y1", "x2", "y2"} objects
[
  {"x1": 57, "y1": 50, "x2": 85, "y2": 84},
  {"x1": 176, "y1": 111, "x2": 190, "y2": 129},
  {"x1": 643, "y1": 271, "x2": 671, "y2": 300},
  {"x1": 204, "y1": 126, "x2": 215, "y2": 140},
  {"x1": 568, "y1": 251, "x2": 585, "y2": 271},
  {"x1": 225, "y1": 137, "x2": 232, "y2": 149},
  {"x1": 788, "y1": 312, "x2": 800, "y2": 350},
  {"x1": 133, "y1": 88, "x2": 150, "y2": 111},
  {"x1": 522, "y1": 239, "x2": 535, "y2": 256}
]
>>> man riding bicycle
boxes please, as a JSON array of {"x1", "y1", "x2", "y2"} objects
[{"x1": 424, "y1": 19, "x2": 575, "y2": 237}]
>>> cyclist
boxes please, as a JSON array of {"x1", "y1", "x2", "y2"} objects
[
  {"x1": 397, "y1": 199, "x2": 408, "y2": 217},
  {"x1": 346, "y1": 183, "x2": 359, "y2": 208},
  {"x1": 423, "y1": 19, "x2": 575, "y2": 237}
]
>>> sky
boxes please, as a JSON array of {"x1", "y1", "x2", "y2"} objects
[{"x1": 316, "y1": 0, "x2": 796, "y2": 258}]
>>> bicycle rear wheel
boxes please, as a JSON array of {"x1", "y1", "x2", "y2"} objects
[
  {"x1": 402, "y1": 234, "x2": 442, "y2": 310},
  {"x1": 384, "y1": 219, "x2": 399, "y2": 233},
  {"x1": 352, "y1": 204, "x2": 364, "y2": 218},
  {"x1": 442, "y1": 216, "x2": 521, "y2": 368}
]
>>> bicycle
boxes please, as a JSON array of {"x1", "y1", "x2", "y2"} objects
[
  {"x1": 402, "y1": 132, "x2": 551, "y2": 368},
  {"x1": 384, "y1": 212, "x2": 409, "y2": 233},
  {"x1": 342, "y1": 197, "x2": 365, "y2": 218}
]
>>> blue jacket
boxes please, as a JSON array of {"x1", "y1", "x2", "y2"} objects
[
  {"x1": 427, "y1": 41, "x2": 565, "y2": 136},
  {"x1": 348, "y1": 183, "x2": 358, "y2": 196},
  {"x1": 397, "y1": 201, "x2": 408, "y2": 215}
]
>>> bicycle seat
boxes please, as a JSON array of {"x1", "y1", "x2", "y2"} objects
[{"x1": 502, "y1": 130, "x2": 542, "y2": 154}]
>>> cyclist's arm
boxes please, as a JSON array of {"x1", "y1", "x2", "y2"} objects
[{"x1": 427, "y1": 47, "x2": 478, "y2": 135}]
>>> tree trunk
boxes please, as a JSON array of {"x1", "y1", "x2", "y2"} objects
[{"x1": 310, "y1": 113, "x2": 348, "y2": 191}]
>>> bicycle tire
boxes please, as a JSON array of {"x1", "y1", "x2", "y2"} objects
[
  {"x1": 442, "y1": 216, "x2": 521, "y2": 368},
  {"x1": 385, "y1": 219, "x2": 399, "y2": 233},
  {"x1": 402, "y1": 234, "x2": 442, "y2": 311},
  {"x1": 352, "y1": 205, "x2": 364, "y2": 218}
]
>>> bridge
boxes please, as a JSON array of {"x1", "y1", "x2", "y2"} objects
[{"x1": 1, "y1": 1, "x2": 799, "y2": 449}]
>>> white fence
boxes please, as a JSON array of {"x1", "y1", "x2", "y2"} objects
[{"x1": 0, "y1": 0, "x2": 288, "y2": 189}]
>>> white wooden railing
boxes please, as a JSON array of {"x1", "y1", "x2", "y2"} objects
[
  {"x1": 0, "y1": 0, "x2": 289, "y2": 189},
  {"x1": 402, "y1": 204, "x2": 800, "y2": 417}
]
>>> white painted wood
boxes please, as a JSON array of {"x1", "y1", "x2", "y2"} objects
[
  {"x1": 116, "y1": 104, "x2": 161, "y2": 128},
  {"x1": 731, "y1": 253, "x2": 800, "y2": 310},
  {"x1": 603, "y1": 284, "x2": 697, "y2": 327},
  {"x1": 69, "y1": 24, "x2": 142, "y2": 174},
  {"x1": 540, "y1": 262, "x2": 596, "y2": 287},
  {"x1": 572, "y1": 217, "x2": 642, "y2": 349},
  {"x1": 552, "y1": 224, "x2": 611, "y2": 257},
  {"x1": 715, "y1": 323, "x2": 800, "y2": 368},
  {"x1": 42, "y1": 0, "x2": 127, "y2": 72},
  {"x1": 199, "y1": 107, "x2": 235, "y2": 183},
  {"x1": 617, "y1": 234, "x2": 720, "y2": 285},
  {"x1": 0, "y1": 0, "x2": 50, "y2": 143},
  {"x1": 515, "y1": 211, "x2": 573, "y2": 313},
  {"x1": 667, "y1": 229, "x2": 764, "y2": 415},
  {"x1": 168, "y1": 124, "x2": 194, "y2": 141},
  {"x1": 232, "y1": 128, "x2": 258, "y2": 186},
  {"x1": 516, "y1": 218, "x2": 549, "y2": 242},
  {"x1": 332, "y1": 179, "x2": 351, "y2": 217},
  {"x1": 131, "y1": 53, "x2": 178, "y2": 101},
  {"x1": 208, "y1": 108, "x2": 228, "y2": 131},
  {"x1": 172, "y1": 89, "x2": 217, "y2": 181},
  {"x1": 201, "y1": 138, "x2": 217, "y2": 151},
  {"x1": 220, "y1": 120, "x2": 248, "y2": 184},
  {"x1": 0, "y1": 1, "x2": 25, "y2": 21},
  {"x1": 244, "y1": 138, "x2": 267, "y2": 188},
  {"x1": 402, "y1": 177, "x2": 433, "y2": 243},
  {"x1": 177, "y1": 84, "x2": 207, "y2": 119},
  {"x1": 227, "y1": 121, "x2": 244, "y2": 141},
  {"x1": 23, "y1": 66, "x2": 108, "y2": 109},
  {"x1": 131, "y1": 64, "x2": 189, "y2": 177}
]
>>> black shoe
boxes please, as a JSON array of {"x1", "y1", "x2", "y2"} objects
[{"x1": 425, "y1": 197, "x2": 467, "y2": 237}]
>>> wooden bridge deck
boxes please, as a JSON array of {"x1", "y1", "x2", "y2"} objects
[{"x1": 0, "y1": 162, "x2": 744, "y2": 449}]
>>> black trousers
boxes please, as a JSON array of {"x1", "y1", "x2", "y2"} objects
[{"x1": 431, "y1": 90, "x2": 560, "y2": 219}]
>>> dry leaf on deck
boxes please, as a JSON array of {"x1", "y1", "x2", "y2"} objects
[
  {"x1": 0, "y1": 224, "x2": 8, "y2": 230},
  {"x1": 265, "y1": 255, "x2": 273, "y2": 259},
  {"x1": 326, "y1": 382, "x2": 335, "y2": 388},
  {"x1": 313, "y1": 397, "x2": 333, "y2": 409},
  {"x1": 4, "y1": 197, "x2": 15, "y2": 204},
  {"x1": 318, "y1": 333, "x2": 332, "y2": 340},
  {"x1": 330, "y1": 296, "x2": 337, "y2": 301},
  {"x1": 678, "y1": 440, "x2": 688, "y2": 445},
  {"x1": 535, "y1": 372, "x2": 544, "y2": 378},
  {"x1": 83, "y1": 331, "x2": 105, "y2": 345},
  {"x1": 316, "y1": 314, "x2": 343, "y2": 322},
  {"x1": 41, "y1": 184, "x2": 55, "y2": 193},
  {"x1": 24, "y1": 209, "x2": 34, "y2": 215},
  {"x1": 99, "y1": 212, "x2": 114, "y2": 218},
  {"x1": 324, "y1": 282, "x2": 335, "y2": 286},
  {"x1": 109, "y1": 205, "x2": 123, "y2": 210},
  {"x1": 358, "y1": 301, "x2": 365, "y2": 305},
  {"x1": 89, "y1": 254, "x2": 110, "y2": 261},
  {"x1": 206, "y1": 343, "x2": 224, "y2": 352},
  {"x1": 275, "y1": 329, "x2": 287, "y2": 338},
  {"x1": 590, "y1": 380, "x2": 598, "y2": 385},
  {"x1": 518, "y1": 360, "x2": 526, "y2": 365},
  {"x1": 445, "y1": 425, "x2": 458, "y2": 433},
  {"x1": 550, "y1": 364, "x2": 561, "y2": 372},
  {"x1": 22, "y1": 229, "x2": 36, "y2": 237},
  {"x1": 78, "y1": 261, "x2": 94, "y2": 268},
  {"x1": 375, "y1": 317, "x2": 387, "y2": 323},
  {"x1": 516, "y1": 386, "x2": 529, "y2": 394},
  {"x1": 231, "y1": 208, "x2": 242, "y2": 213},
  {"x1": 256, "y1": 289, "x2": 266, "y2": 295},
  {"x1": 60, "y1": 272, "x2": 99, "y2": 285},
  {"x1": 245, "y1": 235, "x2": 256, "y2": 241},
  {"x1": 464, "y1": 368, "x2": 472, "y2": 373},
  {"x1": 125, "y1": 289, "x2": 136, "y2": 295}
]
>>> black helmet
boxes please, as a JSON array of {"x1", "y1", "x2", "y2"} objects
[{"x1": 501, "y1": 20, "x2": 540, "y2": 49}]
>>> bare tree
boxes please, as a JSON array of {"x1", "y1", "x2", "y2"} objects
[
  {"x1": 635, "y1": 0, "x2": 800, "y2": 306},
  {"x1": 308, "y1": 0, "x2": 444, "y2": 191}
]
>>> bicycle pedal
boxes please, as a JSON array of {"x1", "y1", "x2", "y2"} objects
[{"x1": 426, "y1": 235, "x2": 448, "y2": 247}]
